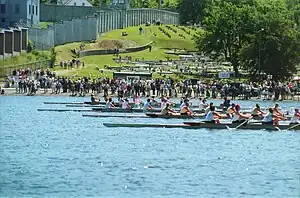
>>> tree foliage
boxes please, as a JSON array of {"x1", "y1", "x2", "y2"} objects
[
  {"x1": 177, "y1": 0, "x2": 208, "y2": 24},
  {"x1": 194, "y1": 0, "x2": 300, "y2": 80}
]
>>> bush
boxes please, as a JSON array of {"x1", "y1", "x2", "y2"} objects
[{"x1": 27, "y1": 40, "x2": 35, "y2": 53}]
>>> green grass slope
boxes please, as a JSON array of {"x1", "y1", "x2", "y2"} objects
[{"x1": 53, "y1": 24, "x2": 200, "y2": 78}]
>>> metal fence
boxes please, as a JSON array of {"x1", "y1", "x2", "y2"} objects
[
  {"x1": 0, "y1": 59, "x2": 50, "y2": 77},
  {"x1": 29, "y1": 8, "x2": 179, "y2": 50}
]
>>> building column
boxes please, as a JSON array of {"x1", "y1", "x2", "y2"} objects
[
  {"x1": 4, "y1": 30, "x2": 13, "y2": 56},
  {"x1": 0, "y1": 31, "x2": 4, "y2": 59},
  {"x1": 13, "y1": 29, "x2": 21, "y2": 54},
  {"x1": 21, "y1": 28, "x2": 28, "y2": 51}
]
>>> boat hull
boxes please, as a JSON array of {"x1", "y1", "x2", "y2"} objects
[
  {"x1": 103, "y1": 122, "x2": 300, "y2": 131},
  {"x1": 146, "y1": 113, "x2": 204, "y2": 119},
  {"x1": 92, "y1": 108, "x2": 206, "y2": 114},
  {"x1": 82, "y1": 114, "x2": 148, "y2": 118}
]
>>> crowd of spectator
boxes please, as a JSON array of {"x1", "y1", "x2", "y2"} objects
[{"x1": 3, "y1": 68, "x2": 300, "y2": 101}]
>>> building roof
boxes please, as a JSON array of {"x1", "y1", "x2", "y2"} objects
[{"x1": 57, "y1": 0, "x2": 93, "y2": 7}]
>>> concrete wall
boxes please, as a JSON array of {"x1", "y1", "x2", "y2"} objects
[
  {"x1": 28, "y1": 27, "x2": 54, "y2": 50},
  {"x1": 40, "y1": 4, "x2": 98, "y2": 22},
  {"x1": 29, "y1": 8, "x2": 179, "y2": 50},
  {"x1": 79, "y1": 41, "x2": 153, "y2": 57}
]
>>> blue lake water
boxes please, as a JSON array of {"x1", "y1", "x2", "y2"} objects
[{"x1": 0, "y1": 96, "x2": 299, "y2": 197}]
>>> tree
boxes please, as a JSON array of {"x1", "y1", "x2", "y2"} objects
[
  {"x1": 285, "y1": 0, "x2": 300, "y2": 27},
  {"x1": 177, "y1": 0, "x2": 208, "y2": 25},
  {"x1": 195, "y1": 1, "x2": 256, "y2": 76},
  {"x1": 194, "y1": 0, "x2": 300, "y2": 80},
  {"x1": 240, "y1": 0, "x2": 300, "y2": 80},
  {"x1": 90, "y1": 0, "x2": 101, "y2": 7},
  {"x1": 49, "y1": 48, "x2": 57, "y2": 68}
]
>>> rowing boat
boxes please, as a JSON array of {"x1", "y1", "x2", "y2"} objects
[
  {"x1": 66, "y1": 104, "x2": 106, "y2": 108},
  {"x1": 44, "y1": 101, "x2": 223, "y2": 109},
  {"x1": 82, "y1": 114, "x2": 148, "y2": 118},
  {"x1": 91, "y1": 107, "x2": 153, "y2": 113},
  {"x1": 91, "y1": 107, "x2": 209, "y2": 114},
  {"x1": 44, "y1": 102, "x2": 86, "y2": 105},
  {"x1": 103, "y1": 122, "x2": 300, "y2": 131},
  {"x1": 145, "y1": 113, "x2": 205, "y2": 119},
  {"x1": 37, "y1": 109, "x2": 93, "y2": 112}
]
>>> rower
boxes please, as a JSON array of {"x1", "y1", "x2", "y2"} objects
[
  {"x1": 180, "y1": 99, "x2": 189, "y2": 109},
  {"x1": 204, "y1": 106, "x2": 226, "y2": 124},
  {"x1": 150, "y1": 96, "x2": 158, "y2": 106},
  {"x1": 122, "y1": 98, "x2": 132, "y2": 109},
  {"x1": 143, "y1": 98, "x2": 153, "y2": 112},
  {"x1": 105, "y1": 98, "x2": 115, "y2": 108},
  {"x1": 91, "y1": 94, "x2": 99, "y2": 104},
  {"x1": 161, "y1": 103, "x2": 176, "y2": 115},
  {"x1": 160, "y1": 98, "x2": 167, "y2": 110},
  {"x1": 205, "y1": 102, "x2": 214, "y2": 115},
  {"x1": 226, "y1": 103, "x2": 236, "y2": 118},
  {"x1": 273, "y1": 103, "x2": 284, "y2": 117},
  {"x1": 222, "y1": 97, "x2": 231, "y2": 109},
  {"x1": 262, "y1": 108, "x2": 285, "y2": 126},
  {"x1": 251, "y1": 103, "x2": 265, "y2": 117},
  {"x1": 180, "y1": 102, "x2": 193, "y2": 116},
  {"x1": 199, "y1": 98, "x2": 208, "y2": 109},
  {"x1": 290, "y1": 108, "x2": 300, "y2": 124},
  {"x1": 231, "y1": 104, "x2": 252, "y2": 123},
  {"x1": 119, "y1": 98, "x2": 124, "y2": 108},
  {"x1": 165, "y1": 96, "x2": 175, "y2": 107}
]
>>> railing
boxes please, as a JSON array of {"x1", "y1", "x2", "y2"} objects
[{"x1": 0, "y1": 59, "x2": 51, "y2": 77}]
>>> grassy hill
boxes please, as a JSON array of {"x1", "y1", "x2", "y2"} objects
[{"x1": 54, "y1": 24, "x2": 200, "y2": 78}]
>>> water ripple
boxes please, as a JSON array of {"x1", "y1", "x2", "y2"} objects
[{"x1": 0, "y1": 96, "x2": 299, "y2": 197}]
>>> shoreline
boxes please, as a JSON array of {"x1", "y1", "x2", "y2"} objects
[{"x1": 1, "y1": 88, "x2": 300, "y2": 102}]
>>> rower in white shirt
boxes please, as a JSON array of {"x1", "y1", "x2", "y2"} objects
[
  {"x1": 105, "y1": 98, "x2": 115, "y2": 108},
  {"x1": 204, "y1": 106, "x2": 226, "y2": 124},
  {"x1": 199, "y1": 98, "x2": 208, "y2": 109},
  {"x1": 122, "y1": 98, "x2": 132, "y2": 109},
  {"x1": 143, "y1": 98, "x2": 153, "y2": 112},
  {"x1": 160, "y1": 98, "x2": 167, "y2": 110},
  {"x1": 205, "y1": 102, "x2": 214, "y2": 115},
  {"x1": 290, "y1": 108, "x2": 300, "y2": 124},
  {"x1": 180, "y1": 99, "x2": 189, "y2": 109}
]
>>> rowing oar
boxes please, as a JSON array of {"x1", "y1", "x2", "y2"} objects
[
  {"x1": 226, "y1": 117, "x2": 252, "y2": 131},
  {"x1": 285, "y1": 123, "x2": 300, "y2": 131}
]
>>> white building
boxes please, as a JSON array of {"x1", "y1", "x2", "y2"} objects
[{"x1": 0, "y1": 0, "x2": 40, "y2": 27}]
